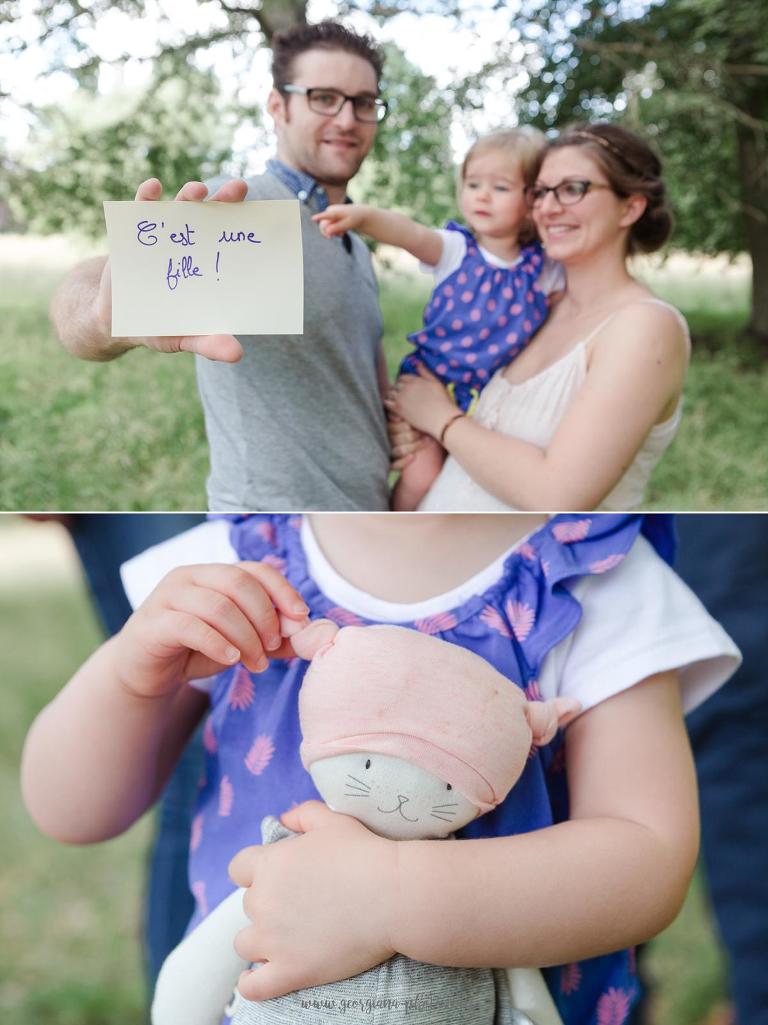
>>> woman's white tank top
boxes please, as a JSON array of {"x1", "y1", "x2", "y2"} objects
[{"x1": 419, "y1": 299, "x2": 690, "y2": 512}]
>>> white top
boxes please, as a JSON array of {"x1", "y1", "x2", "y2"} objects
[
  {"x1": 420, "y1": 299, "x2": 690, "y2": 512},
  {"x1": 424, "y1": 227, "x2": 565, "y2": 295},
  {"x1": 120, "y1": 518, "x2": 740, "y2": 714}
]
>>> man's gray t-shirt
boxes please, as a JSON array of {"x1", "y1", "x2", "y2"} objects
[{"x1": 197, "y1": 172, "x2": 391, "y2": 511}]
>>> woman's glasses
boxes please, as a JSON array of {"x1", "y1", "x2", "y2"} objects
[
  {"x1": 279, "y1": 85, "x2": 388, "y2": 123},
  {"x1": 523, "y1": 180, "x2": 613, "y2": 208}
]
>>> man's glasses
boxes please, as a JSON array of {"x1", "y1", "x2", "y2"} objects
[
  {"x1": 280, "y1": 85, "x2": 388, "y2": 124},
  {"x1": 523, "y1": 180, "x2": 613, "y2": 208}
]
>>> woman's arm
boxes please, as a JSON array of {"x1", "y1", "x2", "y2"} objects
[
  {"x1": 229, "y1": 671, "x2": 698, "y2": 999},
  {"x1": 313, "y1": 205, "x2": 443, "y2": 266},
  {"x1": 388, "y1": 303, "x2": 688, "y2": 510}
]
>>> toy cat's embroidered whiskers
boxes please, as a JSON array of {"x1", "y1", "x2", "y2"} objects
[{"x1": 430, "y1": 802, "x2": 459, "y2": 823}]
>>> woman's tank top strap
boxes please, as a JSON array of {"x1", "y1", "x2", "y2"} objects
[{"x1": 580, "y1": 297, "x2": 690, "y2": 351}]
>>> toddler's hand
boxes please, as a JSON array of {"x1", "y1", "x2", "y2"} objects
[
  {"x1": 113, "y1": 562, "x2": 310, "y2": 699},
  {"x1": 312, "y1": 203, "x2": 366, "y2": 239},
  {"x1": 229, "y1": 802, "x2": 396, "y2": 1001}
]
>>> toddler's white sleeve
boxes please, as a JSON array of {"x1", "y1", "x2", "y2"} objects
[
  {"x1": 418, "y1": 229, "x2": 467, "y2": 285},
  {"x1": 538, "y1": 535, "x2": 741, "y2": 714},
  {"x1": 119, "y1": 519, "x2": 237, "y2": 611}
]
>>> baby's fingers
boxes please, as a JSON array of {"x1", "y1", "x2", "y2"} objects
[
  {"x1": 171, "y1": 585, "x2": 273, "y2": 672},
  {"x1": 237, "y1": 962, "x2": 297, "y2": 1003},
  {"x1": 159, "y1": 608, "x2": 242, "y2": 668}
]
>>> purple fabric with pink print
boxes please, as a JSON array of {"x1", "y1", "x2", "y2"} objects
[
  {"x1": 401, "y1": 222, "x2": 550, "y2": 411},
  {"x1": 187, "y1": 513, "x2": 675, "y2": 1025}
]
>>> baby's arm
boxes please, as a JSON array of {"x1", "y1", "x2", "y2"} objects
[
  {"x1": 228, "y1": 671, "x2": 697, "y2": 1000},
  {"x1": 21, "y1": 562, "x2": 309, "y2": 843},
  {"x1": 313, "y1": 205, "x2": 443, "y2": 266},
  {"x1": 391, "y1": 671, "x2": 697, "y2": 967}
]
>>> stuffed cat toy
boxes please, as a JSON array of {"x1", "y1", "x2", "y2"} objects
[{"x1": 151, "y1": 620, "x2": 578, "y2": 1025}]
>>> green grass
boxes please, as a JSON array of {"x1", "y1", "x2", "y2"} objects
[
  {"x1": 0, "y1": 237, "x2": 765, "y2": 510},
  {"x1": 0, "y1": 517, "x2": 732, "y2": 1024},
  {"x1": 0, "y1": 523, "x2": 151, "y2": 1023}
]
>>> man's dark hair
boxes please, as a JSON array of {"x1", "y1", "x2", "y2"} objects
[{"x1": 271, "y1": 20, "x2": 384, "y2": 89}]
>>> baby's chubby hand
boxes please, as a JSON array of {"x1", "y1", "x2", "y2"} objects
[
  {"x1": 113, "y1": 562, "x2": 310, "y2": 699},
  {"x1": 229, "y1": 801, "x2": 397, "y2": 1001}
]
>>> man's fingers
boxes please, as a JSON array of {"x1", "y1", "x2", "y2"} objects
[
  {"x1": 135, "y1": 178, "x2": 163, "y2": 201},
  {"x1": 174, "y1": 180, "x2": 209, "y2": 201},
  {"x1": 178, "y1": 334, "x2": 244, "y2": 363},
  {"x1": 208, "y1": 178, "x2": 249, "y2": 203}
]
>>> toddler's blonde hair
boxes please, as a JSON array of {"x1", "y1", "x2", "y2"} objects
[
  {"x1": 460, "y1": 126, "x2": 546, "y2": 187},
  {"x1": 459, "y1": 126, "x2": 546, "y2": 244}
]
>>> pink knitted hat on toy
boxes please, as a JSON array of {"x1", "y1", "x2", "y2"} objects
[{"x1": 298, "y1": 624, "x2": 535, "y2": 814}]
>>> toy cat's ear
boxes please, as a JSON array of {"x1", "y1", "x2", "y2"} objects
[
  {"x1": 279, "y1": 617, "x2": 339, "y2": 660},
  {"x1": 525, "y1": 697, "x2": 581, "y2": 746}
]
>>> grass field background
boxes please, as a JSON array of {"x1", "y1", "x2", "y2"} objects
[
  {"x1": 1, "y1": 517, "x2": 732, "y2": 1025},
  {"x1": 1, "y1": 234, "x2": 766, "y2": 510}
]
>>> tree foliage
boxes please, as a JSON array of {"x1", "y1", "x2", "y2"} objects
[{"x1": 5, "y1": 61, "x2": 244, "y2": 236}]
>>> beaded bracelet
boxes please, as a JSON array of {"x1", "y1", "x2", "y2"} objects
[{"x1": 439, "y1": 411, "x2": 466, "y2": 445}]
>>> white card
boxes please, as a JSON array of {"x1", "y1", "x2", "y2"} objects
[{"x1": 103, "y1": 199, "x2": 303, "y2": 336}]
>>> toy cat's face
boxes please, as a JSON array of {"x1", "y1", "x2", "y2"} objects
[{"x1": 309, "y1": 752, "x2": 478, "y2": 840}]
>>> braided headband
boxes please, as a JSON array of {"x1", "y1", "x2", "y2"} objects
[
  {"x1": 562, "y1": 129, "x2": 625, "y2": 157},
  {"x1": 561, "y1": 128, "x2": 658, "y2": 183}
]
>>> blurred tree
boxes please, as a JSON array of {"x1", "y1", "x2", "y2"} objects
[
  {"x1": 1, "y1": 0, "x2": 454, "y2": 237},
  {"x1": 6, "y1": 61, "x2": 245, "y2": 236},
  {"x1": 359, "y1": 41, "x2": 455, "y2": 228},
  {"x1": 512, "y1": 0, "x2": 768, "y2": 345}
]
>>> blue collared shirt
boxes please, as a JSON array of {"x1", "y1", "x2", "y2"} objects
[{"x1": 266, "y1": 158, "x2": 352, "y2": 251}]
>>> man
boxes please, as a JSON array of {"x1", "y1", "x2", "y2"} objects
[{"x1": 50, "y1": 21, "x2": 391, "y2": 511}]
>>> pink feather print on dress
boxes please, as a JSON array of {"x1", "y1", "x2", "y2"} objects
[
  {"x1": 245, "y1": 734, "x2": 275, "y2": 776},
  {"x1": 505, "y1": 599, "x2": 535, "y2": 641},
  {"x1": 560, "y1": 962, "x2": 582, "y2": 995},
  {"x1": 518, "y1": 542, "x2": 537, "y2": 561},
  {"x1": 414, "y1": 611, "x2": 459, "y2": 635},
  {"x1": 596, "y1": 987, "x2": 632, "y2": 1025},
  {"x1": 589, "y1": 554, "x2": 625, "y2": 574},
  {"x1": 326, "y1": 607, "x2": 366, "y2": 627},
  {"x1": 191, "y1": 880, "x2": 208, "y2": 917},
  {"x1": 254, "y1": 521, "x2": 277, "y2": 547},
  {"x1": 190, "y1": 813, "x2": 204, "y2": 851},
  {"x1": 218, "y1": 776, "x2": 234, "y2": 817},
  {"x1": 552, "y1": 519, "x2": 592, "y2": 544},
  {"x1": 479, "y1": 604, "x2": 512, "y2": 638},
  {"x1": 202, "y1": 716, "x2": 217, "y2": 754},
  {"x1": 228, "y1": 666, "x2": 255, "y2": 710}
]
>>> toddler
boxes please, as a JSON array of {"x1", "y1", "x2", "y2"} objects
[
  {"x1": 22, "y1": 513, "x2": 740, "y2": 1025},
  {"x1": 314, "y1": 129, "x2": 563, "y2": 509}
]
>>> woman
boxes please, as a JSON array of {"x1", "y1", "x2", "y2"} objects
[{"x1": 386, "y1": 122, "x2": 689, "y2": 511}]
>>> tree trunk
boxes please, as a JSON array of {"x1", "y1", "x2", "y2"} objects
[
  {"x1": 255, "y1": 0, "x2": 307, "y2": 43},
  {"x1": 736, "y1": 93, "x2": 768, "y2": 350}
]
